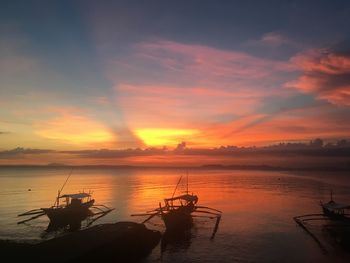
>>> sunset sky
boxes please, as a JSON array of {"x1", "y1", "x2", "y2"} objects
[{"x1": 1, "y1": 1, "x2": 350, "y2": 164}]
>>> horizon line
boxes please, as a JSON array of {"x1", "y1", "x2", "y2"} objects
[{"x1": 1, "y1": 163, "x2": 349, "y2": 171}]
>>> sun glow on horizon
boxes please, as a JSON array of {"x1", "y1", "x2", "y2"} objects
[{"x1": 135, "y1": 128, "x2": 199, "y2": 147}]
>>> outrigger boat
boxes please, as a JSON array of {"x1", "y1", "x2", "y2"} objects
[
  {"x1": 294, "y1": 190, "x2": 350, "y2": 253},
  {"x1": 42, "y1": 192, "x2": 95, "y2": 225},
  {"x1": 132, "y1": 174, "x2": 222, "y2": 238},
  {"x1": 18, "y1": 171, "x2": 114, "y2": 229},
  {"x1": 320, "y1": 191, "x2": 350, "y2": 221},
  {"x1": 160, "y1": 193, "x2": 198, "y2": 231}
]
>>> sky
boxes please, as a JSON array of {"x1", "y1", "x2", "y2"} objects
[{"x1": 1, "y1": 0, "x2": 350, "y2": 165}]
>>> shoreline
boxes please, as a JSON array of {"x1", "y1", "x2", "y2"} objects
[{"x1": 0, "y1": 221, "x2": 161, "y2": 262}]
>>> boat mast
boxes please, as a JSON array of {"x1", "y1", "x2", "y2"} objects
[
  {"x1": 171, "y1": 175, "x2": 183, "y2": 199},
  {"x1": 54, "y1": 168, "x2": 73, "y2": 207},
  {"x1": 330, "y1": 189, "x2": 333, "y2": 202},
  {"x1": 186, "y1": 170, "x2": 189, "y2": 195}
]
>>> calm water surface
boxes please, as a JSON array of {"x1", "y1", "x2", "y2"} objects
[{"x1": 0, "y1": 167, "x2": 349, "y2": 262}]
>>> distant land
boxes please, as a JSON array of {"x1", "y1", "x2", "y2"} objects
[
  {"x1": 1, "y1": 138, "x2": 350, "y2": 168},
  {"x1": 0, "y1": 163, "x2": 350, "y2": 171}
]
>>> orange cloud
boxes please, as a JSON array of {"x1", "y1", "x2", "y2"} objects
[
  {"x1": 115, "y1": 84, "x2": 264, "y2": 147},
  {"x1": 190, "y1": 101, "x2": 350, "y2": 146},
  {"x1": 117, "y1": 84, "x2": 260, "y2": 117},
  {"x1": 102, "y1": 40, "x2": 350, "y2": 148},
  {"x1": 228, "y1": 105, "x2": 350, "y2": 145},
  {"x1": 106, "y1": 41, "x2": 350, "y2": 147},
  {"x1": 288, "y1": 49, "x2": 350, "y2": 106},
  {"x1": 34, "y1": 109, "x2": 115, "y2": 148}
]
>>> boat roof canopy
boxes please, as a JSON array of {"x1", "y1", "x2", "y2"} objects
[
  {"x1": 59, "y1": 193, "x2": 91, "y2": 199},
  {"x1": 323, "y1": 202, "x2": 350, "y2": 210},
  {"x1": 165, "y1": 194, "x2": 198, "y2": 203}
]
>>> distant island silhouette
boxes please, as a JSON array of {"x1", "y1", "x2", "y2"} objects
[{"x1": 1, "y1": 138, "x2": 349, "y2": 169}]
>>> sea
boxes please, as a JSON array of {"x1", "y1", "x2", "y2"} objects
[{"x1": 0, "y1": 167, "x2": 349, "y2": 262}]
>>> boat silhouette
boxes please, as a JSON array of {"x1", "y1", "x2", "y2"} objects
[
  {"x1": 132, "y1": 173, "x2": 222, "y2": 237},
  {"x1": 17, "y1": 170, "x2": 113, "y2": 229}
]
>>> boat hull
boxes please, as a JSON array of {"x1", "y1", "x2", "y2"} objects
[
  {"x1": 162, "y1": 205, "x2": 194, "y2": 232},
  {"x1": 42, "y1": 199, "x2": 95, "y2": 224}
]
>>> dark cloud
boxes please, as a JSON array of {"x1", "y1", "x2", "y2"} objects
[
  {"x1": 58, "y1": 140, "x2": 350, "y2": 159},
  {"x1": 59, "y1": 148, "x2": 167, "y2": 159},
  {"x1": 1, "y1": 141, "x2": 350, "y2": 163},
  {"x1": 0, "y1": 147, "x2": 53, "y2": 159}
]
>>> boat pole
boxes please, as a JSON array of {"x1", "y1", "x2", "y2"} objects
[
  {"x1": 330, "y1": 189, "x2": 333, "y2": 201},
  {"x1": 171, "y1": 175, "x2": 183, "y2": 199},
  {"x1": 293, "y1": 216, "x2": 328, "y2": 254},
  {"x1": 53, "y1": 168, "x2": 73, "y2": 206},
  {"x1": 210, "y1": 215, "x2": 221, "y2": 239},
  {"x1": 186, "y1": 170, "x2": 188, "y2": 195}
]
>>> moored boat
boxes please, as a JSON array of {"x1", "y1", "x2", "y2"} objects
[
  {"x1": 320, "y1": 192, "x2": 350, "y2": 221},
  {"x1": 18, "y1": 171, "x2": 113, "y2": 228},
  {"x1": 42, "y1": 192, "x2": 95, "y2": 224},
  {"x1": 160, "y1": 194, "x2": 198, "y2": 231},
  {"x1": 132, "y1": 173, "x2": 222, "y2": 237}
]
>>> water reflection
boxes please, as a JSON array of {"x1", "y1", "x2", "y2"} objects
[
  {"x1": 1, "y1": 168, "x2": 350, "y2": 262},
  {"x1": 161, "y1": 228, "x2": 195, "y2": 253},
  {"x1": 323, "y1": 223, "x2": 350, "y2": 250}
]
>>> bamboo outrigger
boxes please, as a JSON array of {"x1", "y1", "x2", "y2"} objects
[
  {"x1": 294, "y1": 191, "x2": 350, "y2": 253},
  {"x1": 132, "y1": 173, "x2": 222, "y2": 238},
  {"x1": 18, "y1": 170, "x2": 114, "y2": 230}
]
